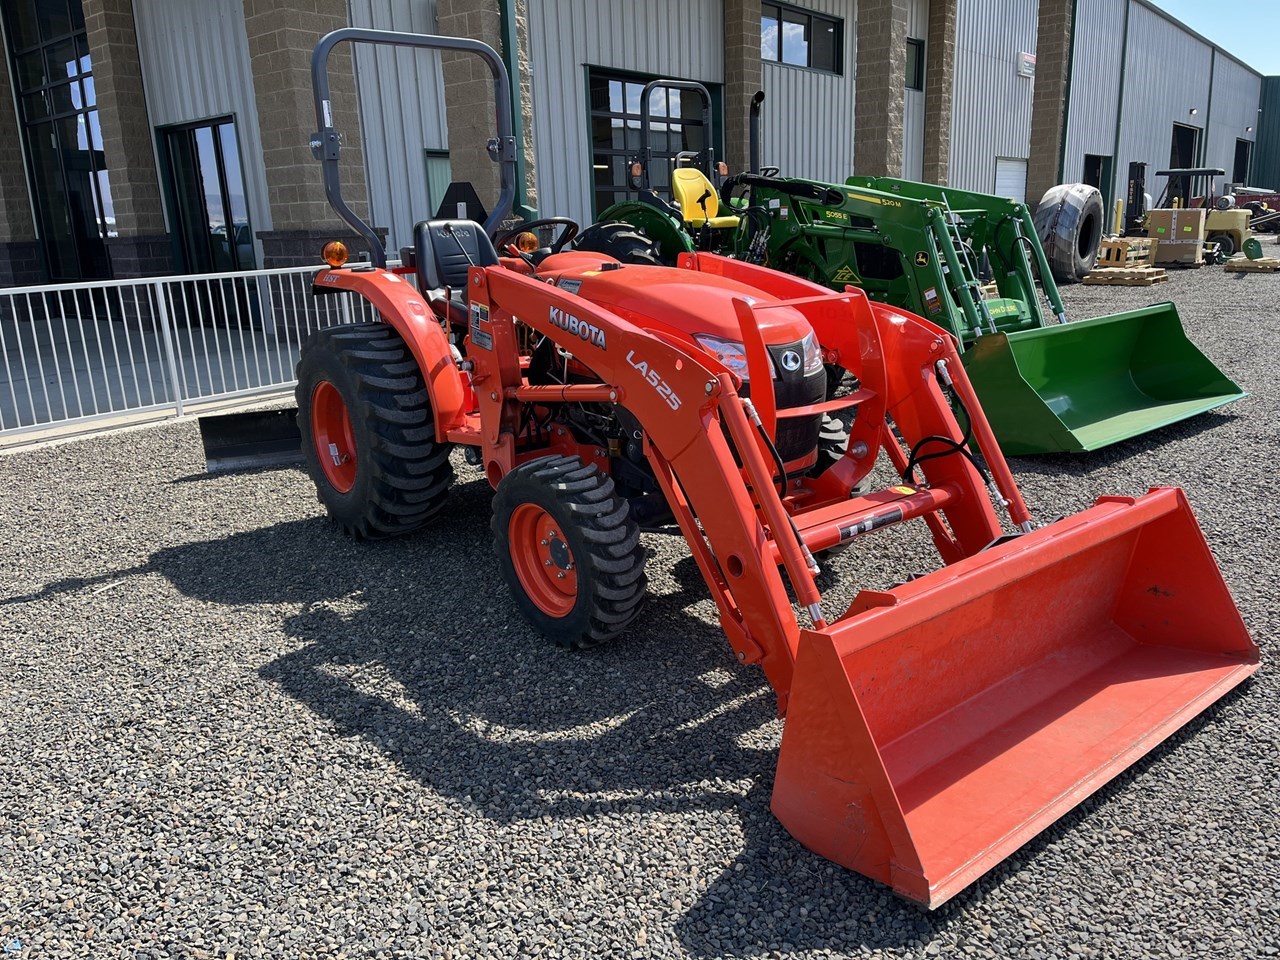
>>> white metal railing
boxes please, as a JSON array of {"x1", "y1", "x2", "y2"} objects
[{"x1": 0, "y1": 263, "x2": 386, "y2": 437}]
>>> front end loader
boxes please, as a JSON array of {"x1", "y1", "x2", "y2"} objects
[
  {"x1": 283, "y1": 29, "x2": 1260, "y2": 909},
  {"x1": 581, "y1": 89, "x2": 1244, "y2": 456}
]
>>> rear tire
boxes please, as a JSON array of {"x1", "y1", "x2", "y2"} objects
[
  {"x1": 1033, "y1": 183, "x2": 1104, "y2": 283},
  {"x1": 573, "y1": 221, "x2": 663, "y2": 265},
  {"x1": 296, "y1": 323, "x2": 454, "y2": 539},
  {"x1": 492, "y1": 455, "x2": 647, "y2": 650}
]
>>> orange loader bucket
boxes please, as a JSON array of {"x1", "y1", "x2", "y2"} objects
[{"x1": 772, "y1": 487, "x2": 1258, "y2": 908}]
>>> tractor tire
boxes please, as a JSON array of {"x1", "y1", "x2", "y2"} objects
[
  {"x1": 1207, "y1": 232, "x2": 1238, "y2": 257},
  {"x1": 295, "y1": 322, "x2": 454, "y2": 539},
  {"x1": 812, "y1": 413, "x2": 850, "y2": 477},
  {"x1": 573, "y1": 221, "x2": 664, "y2": 265},
  {"x1": 492, "y1": 454, "x2": 647, "y2": 650},
  {"x1": 1033, "y1": 183, "x2": 1105, "y2": 283},
  {"x1": 823, "y1": 363, "x2": 849, "y2": 401}
]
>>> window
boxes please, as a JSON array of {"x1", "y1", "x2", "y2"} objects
[
  {"x1": 2, "y1": 0, "x2": 113, "y2": 281},
  {"x1": 761, "y1": 4, "x2": 842, "y2": 74},
  {"x1": 424, "y1": 150, "x2": 451, "y2": 216},
  {"x1": 587, "y1": 70, "x2": 718, "y2": 216},
  {"x1": 906, "y1": 38, "x2": 925, "y2": 91}
]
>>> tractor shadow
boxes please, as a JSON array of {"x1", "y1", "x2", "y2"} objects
[{"x1": 2, "y1": 472, "x2": 1249, "y2": 956}]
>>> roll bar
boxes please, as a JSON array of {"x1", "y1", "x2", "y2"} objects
[
  {"x1": 309, "y1": 28, "x2": 518, "y2": 267},
  {"x1": 631, "y1": 79, "x2": 716, "y2": 191}
]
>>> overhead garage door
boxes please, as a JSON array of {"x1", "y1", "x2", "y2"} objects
[{"x1": 995, "y1": 157, "x2": 1028, "y2": 202}]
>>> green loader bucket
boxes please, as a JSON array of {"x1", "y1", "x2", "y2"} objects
[{"x1": 960, "y1": 305, "x2": 1244, "y2": 455}]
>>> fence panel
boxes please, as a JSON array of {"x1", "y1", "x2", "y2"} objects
[{"x1": 0, "y1": 264, "x2": 387, "y2": 437}]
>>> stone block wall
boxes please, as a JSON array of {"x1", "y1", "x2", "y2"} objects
[
  {"x1": 723, "y1": 0, "x2": 763, "y2": 174},
  {"x1": 855, "y1": 0, "x2": 909, "y2": 176},
  {"x1": 923, "y1": 0, "x2": 957, "y2": 185},
  {"x1": 244, "y1": 0, "x2": 374, "y2": 265},
  {"x1": 1027, "y1": 0, "x2": 1074, "y2": 209}
]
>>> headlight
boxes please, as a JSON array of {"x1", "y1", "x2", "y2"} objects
[
  {"x1": 693, "y1": 334, "x2": 776, "y2": 381},
  {"x1": 800, "y1": 331, "x2": 824, "y2": 376}
]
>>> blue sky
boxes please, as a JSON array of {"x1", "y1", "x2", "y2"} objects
[{"x1": 1147, "y1": 0, "x2": 1280, "y2": 74}]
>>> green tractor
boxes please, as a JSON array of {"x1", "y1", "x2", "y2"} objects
[{"x1": 575, "y1": 86, "x2": 1243, "y2": 456}]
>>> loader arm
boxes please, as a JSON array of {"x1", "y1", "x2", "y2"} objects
[
  {"x1": 470, "y1": 262, "x2": 1016, "y2": 700},
  {"x1": 471, "y1": 260, "x2": 1256, "y2": 911}
]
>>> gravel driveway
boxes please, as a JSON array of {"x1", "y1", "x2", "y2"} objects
[{"x1": 2, "y1": 264, "x2": 1277, "y2": 958}]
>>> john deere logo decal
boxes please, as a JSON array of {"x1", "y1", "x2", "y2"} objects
[
  {"x1": 914, "y1": 251, "x2": 930, "y2": 267},
  {"x1": 832, "y1": 265, "x2": 858, "y2": 284}
]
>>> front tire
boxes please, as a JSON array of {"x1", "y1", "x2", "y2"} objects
[
  {"x1": 296, "y1": 323, "x2": 454, "y2": 539},
  {"x1": 492, "y1": 455, "x2": 646, "y2": 650},
  {"x1": 1207, "y1": 232, "x2": 1237, "y2": 257}
]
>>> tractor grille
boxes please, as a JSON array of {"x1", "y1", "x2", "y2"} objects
[{"x1": 768, "y1": 340, "x2": 824, "y2": 464}]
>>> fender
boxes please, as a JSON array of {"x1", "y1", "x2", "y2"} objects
[{"x1": 313, "y1": 267, "x2": 469, "y2": 435}]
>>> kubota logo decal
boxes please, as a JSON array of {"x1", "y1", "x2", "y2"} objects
[{"x1": 549, "y1": 305, "x2": 606, "y2": 349}]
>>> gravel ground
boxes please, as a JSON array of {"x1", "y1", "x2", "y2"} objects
[{"x1": 2, "y1": 264, "x2": 1278, "y2": 958}]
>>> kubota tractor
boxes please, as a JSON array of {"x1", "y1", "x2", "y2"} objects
[{"x1": 286, "y1": 29, "x2": 1258, "y2": 909}]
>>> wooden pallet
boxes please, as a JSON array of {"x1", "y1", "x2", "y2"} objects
[
  {"x1": 1098, "y1": 237, "x2": 1155, "y2": 268},
  {"x1": 1082, "y1": 266, "x2": 1168, "y2": 286},
  {"x1": 1224, "y1": 256, "x2": 1280, "y2": 273}
]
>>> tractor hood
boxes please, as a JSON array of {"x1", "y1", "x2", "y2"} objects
[{"x1": 540, "y1": 260, "x2": 812, "y2": 346}]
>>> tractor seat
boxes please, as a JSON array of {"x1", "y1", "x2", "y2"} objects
[
  {"x1": 413, "y1": 219, "x2": 500, "y2": 326},
  {"x1": 671, "y1": 168, "x2": 741, "y2": 229}
]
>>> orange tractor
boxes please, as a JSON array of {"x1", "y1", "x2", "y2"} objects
[{"x1": 290, "y1": 30, "x2": 1258, "y2": 907}]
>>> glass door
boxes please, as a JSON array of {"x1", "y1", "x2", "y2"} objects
[
  {"x1": 2, "y1": 0, "x2": 115, "y2": 281},
  {"x1": 160, "y1": 118, "x2": 254, "y2": 273}
]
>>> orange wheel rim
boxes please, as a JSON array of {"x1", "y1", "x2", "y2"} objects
[
  {"x1": 508, "y1": 503, "x2": 578, "y2": 617},
  {"x1": 311, "y1": 380, "x2": 357, "y2": 493}
]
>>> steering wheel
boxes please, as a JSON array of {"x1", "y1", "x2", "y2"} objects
[{"x1": 493, "y1": 218, "x2": 581, "y2": 256}]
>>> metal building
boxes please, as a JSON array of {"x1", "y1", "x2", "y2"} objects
[
  {"x1": 0, "y1": 0, "x2": 1271, "y2": 289},
  {"x1": 949, "y1": 0, "x2": 1039, "y2": 200},
  {"x1": 945, "y1": 0, "x2": 1261, "y2": 217}
]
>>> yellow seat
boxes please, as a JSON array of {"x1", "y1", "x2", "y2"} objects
[{"x1": 671, "y1": 168, "x2": 740, "y2": 229}]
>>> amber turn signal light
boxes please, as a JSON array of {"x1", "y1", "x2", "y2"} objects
[
  {"x1": 322, "y1": 241, "x2": 349, "y2": 267},
  {"x1": 514, "y1": 231, "x2": 540, "y2": 253}
]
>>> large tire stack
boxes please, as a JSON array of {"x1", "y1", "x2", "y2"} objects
[{"x1": 1033, "y1": 183, "x2": 1105, "y2": 283}]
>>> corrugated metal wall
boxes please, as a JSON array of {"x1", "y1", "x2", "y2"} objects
[
  {"x1": 902, "y1": 0, "x2": 928, "y2": 179},
  {"x1": 131, "y1": 0, "x2": 271, "y2": 240},
  {"x1": 348, "y1": 0, "x2": 449, "y2": 252},
  {"x1": 1061, "y1": 0, "x2": 1124, "y2": 184},
  {"x1": 1116, "y1": 2, "x2": 1213, "y2": 198},
  {"x1": 1253, "y1": 77, "x2": 1280, "y2": 189},
  {"x1": 525, "y1": 0, "x2": 723, "y2": 227},
  {"x1": 1206, "y1": 54, "x2": 1259, "y2": 181},
  {"x1": 759, "y1": 0, "x2": 856, "y2": 182},
  {"x1": 949, "y1": 0, "x2": 1039, "y2": 193}
]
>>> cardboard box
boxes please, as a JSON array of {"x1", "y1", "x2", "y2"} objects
[{"x1": 1147, "y1": 209, "x2": 1206, "y2": 264}]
